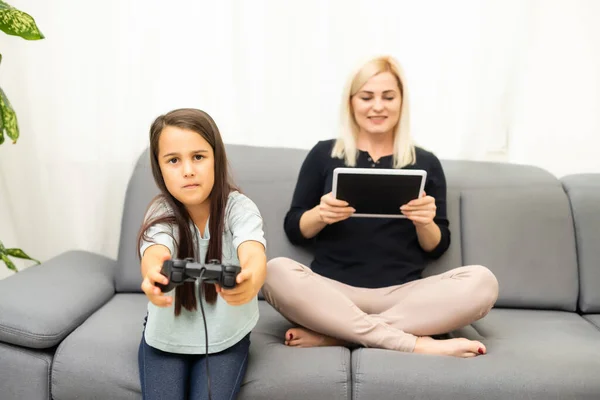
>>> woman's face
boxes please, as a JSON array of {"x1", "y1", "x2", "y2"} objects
[
  {"x1": 351, "y1": 71, "x2": 402, "y2": 138},
  {"x1": 157, "y1": 125, "x2": 215, "y2": 210}
]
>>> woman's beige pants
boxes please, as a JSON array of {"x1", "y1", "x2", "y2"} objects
[{"x1": 262, "y1": 257, "x2": 499, "y2": 352}]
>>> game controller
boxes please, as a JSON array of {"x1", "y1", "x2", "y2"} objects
[{"x1": 155, "y1": 258, "x2": 241, "y2": 292}]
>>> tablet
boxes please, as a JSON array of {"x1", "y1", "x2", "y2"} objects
[{"x1": 332, "y1": 168, "x2": 427, "y2": 218}]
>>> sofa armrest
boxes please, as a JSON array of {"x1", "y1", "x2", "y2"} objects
[{"x1": 0, "y1": 250, "x2": 116, "y2": 349}]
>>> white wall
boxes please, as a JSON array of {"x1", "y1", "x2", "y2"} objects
[
  {"x1": 0, "y1": 0, "x2": 599, "y2": 273},
  {"x1": 508, "y1": 0, "x2": 600, "y2": 176}
]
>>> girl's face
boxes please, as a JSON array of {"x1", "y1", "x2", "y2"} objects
[
  {"x1": 157, "y1": 125, "x2": 215, "y2": 210},
  {"x1": 351, "y1": 71, "x2": 402, "y2": 138}
]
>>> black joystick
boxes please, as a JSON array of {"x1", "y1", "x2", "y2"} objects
[{"x1": 155, "y1": 258, "x2": 241, "y2": 292}]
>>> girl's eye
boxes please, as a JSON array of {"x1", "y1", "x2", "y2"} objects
[
  {"x1": 361, "y1": 97, "x2": 372, "y2": 101},
  {"x1": 168, "y1": 158, "x2": 178, "y2": 164},
  {"x1": 384, "y1": 97, "x2": 395, "y2": 101},
  {"x1": 194, "y1": 154, "x2": 204, "y2": 161}
]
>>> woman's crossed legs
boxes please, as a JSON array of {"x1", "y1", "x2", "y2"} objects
[{"x1": 262, "y1": 258, "x2": 498, "y2": 358}]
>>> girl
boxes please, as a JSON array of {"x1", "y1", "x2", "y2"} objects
[
  {"x1": 137, "y1": 108, "x2": 266, "y2": 399},
  {"x1": 262, "y1": 55, "x2": 499, "y2": 358}
]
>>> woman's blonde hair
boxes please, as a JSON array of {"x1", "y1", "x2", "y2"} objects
[{"x1": 331, "y1": 55, "x2": 415, "y2": 168}]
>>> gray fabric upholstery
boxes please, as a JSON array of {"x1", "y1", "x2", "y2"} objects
[
  {"x1": 460, "y1": 186, "x2": 578, "y2": 310},
  {"x1": 0, "y1": 342, "x2": 53, "y2": 400},
  {"x1": 352, "y1": 309, "x2": 600, "y2": 400},
  {"x1": 422, "y1": 189, "x2": 463, "y2": 277},
  {"x1": 51, "y1": 294, "x2": 146, "y2": 400},
  {"x1": 561, "y1": 174, "x2": 600, "y2": 313},
  {"x1": 227, "y1": 145, "x2": 317, "y2": 299},
  {"x1": 226, "y1": 144, "x2": 315, "y2": 268},
  {"x1": 115, "y1": 152, "x2": 160, "y2": 292},
  {"x1": 585, "y1": 315, "x2": 600, "y2": 330},
  {"x1": 0, "y1": 251, "x2": 115, "y2": 348},
  {"x1": 442, "y1": 159, "x2": 559, "y2": 188},
  {"x1": 405, "y1": 158, "x2": 578, "y2": 311},
  {"x1": 240, "y1": 302, "x2": 352, "y2": 400},
  {"x1": 444, "y1": 160, "x2": 579, "y2": 311},
  {"x1": 51, "y1": 296, "x2": 351, "y2": 400}
]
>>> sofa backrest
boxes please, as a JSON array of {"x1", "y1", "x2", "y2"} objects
[
  {"x1": 116, "y1": 144, "x2": 580, "y2": 313},
  {"x1": 561, "y1": 174, "x2": 600, "y2": 314},
  {"x1": 439, "y1": 160, "x2": 579, "y2": 311},
  {"x1": 115, "y1": 149, "x2": 160, "y2": 292}
]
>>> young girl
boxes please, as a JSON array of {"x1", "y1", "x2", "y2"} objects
[{"x1": 137, "y1": 108, "x2": 267, "y2": 400}]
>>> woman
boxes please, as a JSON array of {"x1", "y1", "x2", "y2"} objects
[{"x1": 262, "y1": 56, "x2": 498, "y2": 358}]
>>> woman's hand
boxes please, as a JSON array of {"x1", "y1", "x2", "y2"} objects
[
  {"x1": 400, "y1": 192, "x2": 436, "y2": 227},
  {"x1": 317, "y1": 192, "x2": 355, "y2": 225},
  {"x1": 140, "y1": 250, "x2": 173, "y2": 307}
]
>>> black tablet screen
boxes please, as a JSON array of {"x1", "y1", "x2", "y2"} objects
[{"x1": 336, "y1": 173, "x2": 423, "y2": 215}]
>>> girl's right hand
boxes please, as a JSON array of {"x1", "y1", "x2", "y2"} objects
[
  {"x1": 318, "y1": 192, "x2": 356, "y2": 225},
  {"x1": 140, "y1": 257, "x2": 173, "y2": 307}
]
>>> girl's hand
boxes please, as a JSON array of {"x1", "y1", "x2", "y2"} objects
[
  {"x1": 400, "y1": 192, "x2": 436, "y2": 227},
  {"x1": 140, "y1": 253, "x2": 173, "y2": 307},
  {"x1": 216, "y1": 268, "x2": 260, "y2": 306},
  {"x1": 318, "y1": 192, "x2": 355, "y2": 224}
]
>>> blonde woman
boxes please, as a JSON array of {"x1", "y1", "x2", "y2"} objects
[{"x1": 262, "y1": 55, "x2": 499, "y2": 358}]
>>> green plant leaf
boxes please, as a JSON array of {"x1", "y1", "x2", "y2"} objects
[
  {"x1": 0, "y1": 240, "x2": 5, "y2": 251},
  {"x1": 1, "y1": 252, "x2": 18, "y2": 272},
  {"x1": 0, "y1": 2, "x2": 44, "y2": 40},
  {"x1": 0, "y1": 111, "x2": 4, "y2": 145},
  {"x1": 6, "y1": 248, "x2": 40, "y2": 264},
  {"x1": 0, "y1": 87, "x2": 18, "y2": 143},
  {"x1": 0, "y1": 52, "x2": 4, "y2": 144},
  {"x1": 0, "y1": 79, "x2": 4, "y2": 145}
]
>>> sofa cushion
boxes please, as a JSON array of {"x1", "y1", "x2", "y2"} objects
[
  {"x1": 51, "y1": 294, "x2": 146, "y2": 400},
  {"x1": 226, "y1": 144, "x2": 315, "y2": 268},
  {"x1": 0, "y1": 250, "x2": 115, "y2": 348},
  {"x1": 0, "y1": 342, "x2": 54, "y2": 400},
  {"x1": 115, "y1": 152, "x2": 160, "y2": 292},
  {"x1": 239, "y1": 302, "x2": 351, "y2": 400},
  {"x1": 423, "y1": 189, "x2": 463, "y2": 276},
  {"x1": 442, "y1": 161, "x2": 579, "y2": 311},
  {"x1": 584, "y1": 315, "x2": 600, "y2": 330},
  {"x1": 351, "y1": 309, "x2": 600, "y2": 400},
  {"x1": 561, "y1": 174, "x2": 600, "y2": 313},
  {"x1": 51, "y1": 295, "x2": 351, "y2": 400}
]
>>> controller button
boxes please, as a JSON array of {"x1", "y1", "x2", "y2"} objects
[
  {"x1": 172, "y1": 271, "x2": 184, "y2": 283},
  {"x1": 223, "y1": 276, "x2": 235, "y2": 287}
]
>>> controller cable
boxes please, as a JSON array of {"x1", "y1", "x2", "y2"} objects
[{"x1": 197, "y1": 267, "x2": 213, "y2": 400}]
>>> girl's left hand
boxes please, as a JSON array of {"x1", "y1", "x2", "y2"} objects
[
  {"x1": 400, "y1": 191, "x2": 437, "y2": 227},
  {"x1": 216, "y1": 269, "x2": 259, "y2": 306}
]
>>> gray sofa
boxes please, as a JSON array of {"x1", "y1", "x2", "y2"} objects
[{"x1": 1, "y1": 144, "x2": 599, "y2": 400}]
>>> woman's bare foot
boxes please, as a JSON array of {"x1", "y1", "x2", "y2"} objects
[
  {"x1": 284, "y1": 328, "x2": 346, "y2": 347},
  {"x1": 413, "y1": 336, "x2": 487, "y2": 358}
]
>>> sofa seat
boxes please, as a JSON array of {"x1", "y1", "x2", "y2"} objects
[
  {"x1": 584, "y1": 315, "x2": 600, "y2": 330},
  {"x1": 351, "y1": 308, "x2": 600, "y2": 400},
  {"x1": 0, "y1": 342, "x2": 54, "y2": 400},
  {"x1": 50, "y1": 295, "x2": 351, "y2": 400},
  {"x1": 51, "y1": 294, "x2": 146, "y2": 400},
  {"x1": 240, "y1": 302, "x2": 352, "y2": 399}
]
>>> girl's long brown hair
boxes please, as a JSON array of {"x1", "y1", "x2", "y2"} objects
[{"x1": 137, "y1": 108, "x2": 235, "y2": 316}]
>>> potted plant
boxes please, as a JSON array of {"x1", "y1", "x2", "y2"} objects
[{"x1": 0, "y1": 0, "x2": 44, "y2": 272}]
